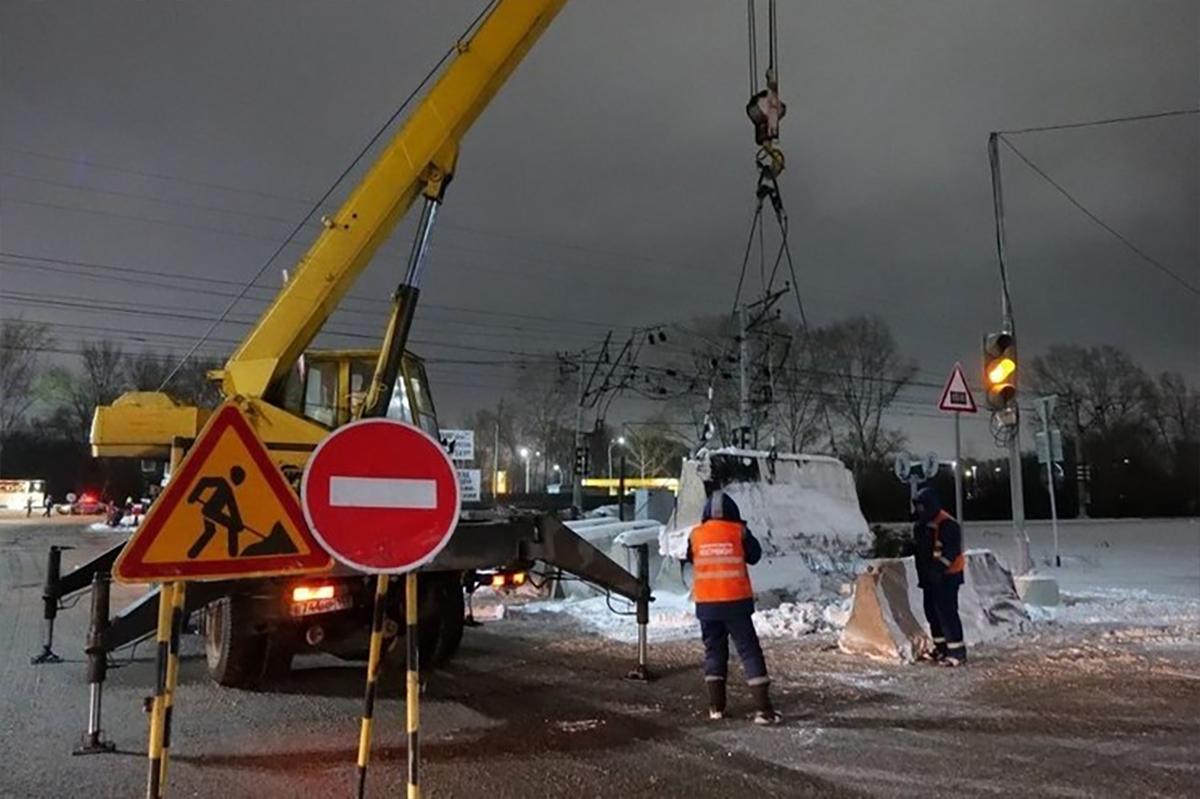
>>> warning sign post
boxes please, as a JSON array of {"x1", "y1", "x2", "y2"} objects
[
  {"x1": 301, "y1": 418, "x2": 460, "y2": 799},
  {"x1": 110, "y1": 401, "x2": 332, "y2": 799},
  {"x1": 936, "y1": 363, "x2": 978, "y2": 520}
]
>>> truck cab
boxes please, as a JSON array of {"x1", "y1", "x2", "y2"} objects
[{"x1": 279, "y1": 349, "x2": 439, "y2": 437}]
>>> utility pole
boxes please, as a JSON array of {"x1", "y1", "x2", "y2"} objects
[
  {"x1": 1071, "y1": 409, "x2": 1090, "y2": 519},
  {"x1": 492, "y1": 398, "x2": 502, "y2": 499},
  {"x1": 572, "y1": 350, "x2": 587, "y2": 510},
  {"x1": 734, "y1": 289, "x2": 786, "y2": 450},
  {"x1": 738, "y1": 305, "x2": 750, "y2": 449},
  {"x1": 1036, "y1": 395, "x2": 1061, "y2": 567},
  {"x1": 988, "y1": 132, "x2": 1031, "y2": 574}
]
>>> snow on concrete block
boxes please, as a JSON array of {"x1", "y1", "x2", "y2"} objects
[
  {"x1": 1015, "y1": 574, "x2": 1061, "y2": 607},
  {"x1": 962, "y1": 550, "x2": 1030, "y2": 636}
]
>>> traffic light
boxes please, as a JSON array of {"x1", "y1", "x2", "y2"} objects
[{"x1": 983, "y1": 331, "x2": 1017, "y2": 413}]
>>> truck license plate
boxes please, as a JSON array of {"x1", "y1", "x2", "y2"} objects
[{"x1": 290, "y1": 595, "x2": 353, "y2": 617}]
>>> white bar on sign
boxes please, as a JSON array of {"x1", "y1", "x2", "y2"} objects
[{"x1": 329, "y1": 476, "x2": 437, "y2": 509}]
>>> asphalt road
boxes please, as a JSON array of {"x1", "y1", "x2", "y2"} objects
[{"x1": 2, "y1": 515, "x2": 1198, "y2": 798}]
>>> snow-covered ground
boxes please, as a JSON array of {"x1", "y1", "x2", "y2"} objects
[
  {"x1": 87, "y1": 516, "x2": 139, "y2": 534},
  {"x1": 969, "y1": 518, "x2": 1200, "y2": 630},
  {"x1": 513, "y1": 518, "x2": 1200, "y2": 647}
]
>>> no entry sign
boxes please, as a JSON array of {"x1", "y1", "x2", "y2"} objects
[{"x1": 301, "y1": 419, "x2": 460, "y2": 573}]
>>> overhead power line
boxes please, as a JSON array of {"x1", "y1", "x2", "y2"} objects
[
  {"x1": 0, "y1": 251, "x2": 627, "y2": 331},
  {"x1": 998, "y1": 107, "x2": 1199, "y2": 136},
  {"x1": 997, "y1": 135, "x2": 1200, "y2": 298}
]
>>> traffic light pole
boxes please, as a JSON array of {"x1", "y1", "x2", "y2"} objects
[{"x1": 989, "y1": 132, "x2": 1032, "y2": 574}]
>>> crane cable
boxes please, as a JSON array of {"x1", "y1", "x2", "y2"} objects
[{"x1": 713, "y1": 2, "x2": 838, "y2": 455}]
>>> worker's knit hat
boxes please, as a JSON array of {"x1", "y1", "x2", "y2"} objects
[{"x1": 701, "y1": 490, "x2": 742, "y2": 523}]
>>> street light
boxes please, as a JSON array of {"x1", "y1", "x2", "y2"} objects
[
  {"x1": 608, "y1": 436, "x2": 626, "y2": 479},
  {"x1": 519, "y1": 446, "x2": 531, "y2": 494}
]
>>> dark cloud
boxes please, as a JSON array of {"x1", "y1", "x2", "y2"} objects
[{"x1": 2, "y1": 0, "x2": 1196, "y2": 457}]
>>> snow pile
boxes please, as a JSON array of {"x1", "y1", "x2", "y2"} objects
[
  {"x1": 516, "y1": 591, "x2": 698, "y2": 643},
  {"x1": 1026, "y1": 587, "x2": 1200, "y2": 628},
  {"x1": 754, "y1": 599, "x2": 852, "y2": 638},
  {"x1": 87, "y1": 519, "x2": 137, "y2": 534},
  {"x1": 514, "y1": 589, "x2": 852, "y2": 643}
]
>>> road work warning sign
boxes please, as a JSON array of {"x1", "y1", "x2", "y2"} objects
[{"x1": 114, "y1": 402, "x2": 332, "y2": 583}]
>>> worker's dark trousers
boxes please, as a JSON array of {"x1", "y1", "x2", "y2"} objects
[
  {"x1": 922, "y1": 581, "x2": 965, "y2": 659},
  {"x1": 700, "y1": 615, "x2": 768, "y2": 684}
]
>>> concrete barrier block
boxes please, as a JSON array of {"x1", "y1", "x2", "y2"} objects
[{"x1": 1014, "y1": 574, "x2": 1061, "y2": 606}]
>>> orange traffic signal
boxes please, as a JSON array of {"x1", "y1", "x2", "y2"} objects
[{"x1": 983, "y1": 332, "x2": 1017, "y2": 411}]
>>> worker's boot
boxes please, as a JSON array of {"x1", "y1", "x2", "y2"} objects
[
  {"x1": 940, "y1": 643, "x2": 967, "y2": 667},
  {"x1": 706, "y1": 678, "x2": 726, "y2": 720},
  {"x1": 750, "y1": 680, "x2": 782, "y2": 726}
]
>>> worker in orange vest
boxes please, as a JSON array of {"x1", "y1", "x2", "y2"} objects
[
  {"x1": 913, "y1": 486, "x2": 967, "y2": 666},
  {"x1": 688, "y1": 491, "x2": 780, "y2": 725}
]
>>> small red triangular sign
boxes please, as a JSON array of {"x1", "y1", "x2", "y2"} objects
[
  {"x1": 114, "y1": 402, "x2": 332, "y2": 583},
  {"x1": 938, "y1": 362, "x2": 978, "y2": 414}
]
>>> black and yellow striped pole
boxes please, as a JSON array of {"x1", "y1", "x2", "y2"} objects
[
  {"x1": 156, "y1": 582, "x2": 187, "y2": 797},
  {"x1": 356, "y1": 574, "x2": 390, "y2": 798},
  {"x1": 405, "y1": 572, "x2": 420, "y2": 799},
  {"x1": 146, "y1": 582, "x2": 174, "y2": 799}
]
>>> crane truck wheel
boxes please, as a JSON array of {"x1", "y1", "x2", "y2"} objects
[
  {"x1": 204, "y1": 595, "x2": 269, "y2": 688},
  {"x1": 430, "y1": 577, "x2": 465, "y2": 666},
  {"x1": 403, "y1": 574, "x2": 465, "y2": 669}
]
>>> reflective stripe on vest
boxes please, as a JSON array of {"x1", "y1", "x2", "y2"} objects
[
  {"x1": 691, "y1": 519, "x2": 753, "y2": 603},
  {"x1": 932, "y1": 510, "x2": 965, "y2": 575}
]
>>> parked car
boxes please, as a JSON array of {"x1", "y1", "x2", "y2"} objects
[{"x1": 71, "y1": 493, "x2": 106, "y2": 515}]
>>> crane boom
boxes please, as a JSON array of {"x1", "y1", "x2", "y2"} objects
[{"x1": 222, "y1": 0, "x2": 567, "y2": 399}]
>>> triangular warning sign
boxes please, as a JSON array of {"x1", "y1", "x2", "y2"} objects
[
  {"x1": 114, "y1": 402, "x2": 332, "y2": 583},
  {"x1": 938, "y1": 362, "x2": 978, "y2": 414}
]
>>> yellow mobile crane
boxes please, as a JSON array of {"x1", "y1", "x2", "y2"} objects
[{"x1": 67, "y1": 0, "x2": 658, "y2": 687}]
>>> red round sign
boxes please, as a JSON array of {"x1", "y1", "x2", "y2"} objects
[{"x1": 301, "y1": 419, "x2": 460, "y2": 573}]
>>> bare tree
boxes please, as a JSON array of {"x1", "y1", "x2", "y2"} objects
[
  {"x1": 622, "y1": 419, "x2": 687, "y2": 478},
  {"x1": 116, "y1": 348, "x2": 224, "y2": 408},
  {"x1": 1030, "y1": 345, "x2": 1152, "y2": 437},
  {"x1": 512, "y1": 363, "x2": 572, "y2": 489},
  {"x1": 40, "y1": 340, "x2": 128, "y2": 442},
  {"x1": 169, "y1": 356, "x2": 224, "y2": 408},
  {"x1": 125, "y1": 350, "x2": 174, "y2": 390},
  {"x1": 811, "y1": 315, "x2": 915, "y2": 467},
  {"x1": 660, "y1": 315, "x2": 741, "y2": 446},
  {"x1": 1142, "y1": 371, "x2": 1200, "y2": 448},
  {"x1": 0, "y1": 319, "x2": 54, "y2": 461}
]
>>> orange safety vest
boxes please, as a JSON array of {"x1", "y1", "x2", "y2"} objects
[
  {"x1": 932, "y1": 510, "x2": 965, "y2": 575},
  {"x1": 691, "y1": 519, "x2": 754, "y2": 603}
]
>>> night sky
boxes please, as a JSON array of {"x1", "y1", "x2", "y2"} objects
[{"x1": 2, "y1": 0, "x2": 1196, "y2": 459}]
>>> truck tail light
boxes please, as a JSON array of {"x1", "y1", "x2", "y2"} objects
[
  {"x1": 292, "y1": 584, "x2": 335, "y2": 602},
  {"x1": 490, "y1": 571, "x2": 527, "y2": 589}
]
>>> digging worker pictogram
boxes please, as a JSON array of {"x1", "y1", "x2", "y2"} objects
[{"x1": 186, "y1": 466, "x2": 297, "y2": 559}]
